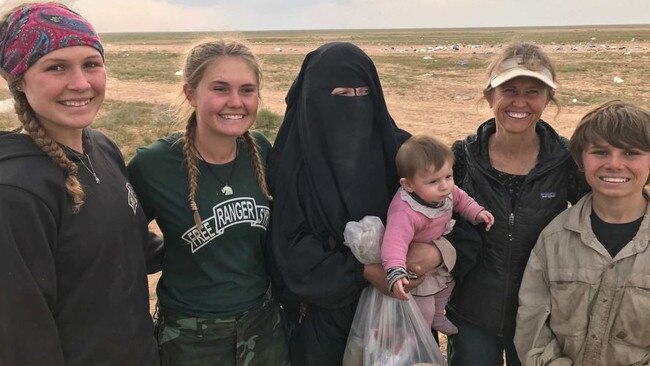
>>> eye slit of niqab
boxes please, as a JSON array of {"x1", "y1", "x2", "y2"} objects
[{"x1": 331, "y1": 86, "x2": 370, "y2": 97}]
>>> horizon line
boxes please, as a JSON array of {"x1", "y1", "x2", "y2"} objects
[{"x1": 99, "y1": 23, "x2": 650, "y2": 35}]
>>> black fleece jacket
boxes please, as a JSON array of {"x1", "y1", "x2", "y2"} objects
[
  {"x1": 0, "y1": 130, "x2": 159, "y2": 366},
  {"x1": 446, "y1": 119, "x2": 589, "y2": 338}
]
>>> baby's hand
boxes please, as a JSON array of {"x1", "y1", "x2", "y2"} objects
[
  {"x1": 478, "y1": 210, "x2": 495, "y2": 231},
  {"x1": 391, "y1": 277, "x2": 410, "y2": 301}
]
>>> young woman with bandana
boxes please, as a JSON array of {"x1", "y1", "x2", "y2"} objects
[
  {"x1": 267, "y1": 42, "x2": 442, "y2": 365},
  {"x1": 0, "y1": 3, "x2": 159, "y2": 366},
  {"x1": 127, "y1": 40, "x2": 289, "y2": 365}
]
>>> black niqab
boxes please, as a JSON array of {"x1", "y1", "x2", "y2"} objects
[{"x1": 267, "y1": 42, "x2": 408, "y2": 309}]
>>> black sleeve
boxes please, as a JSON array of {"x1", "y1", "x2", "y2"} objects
[
  {"x1": 100, "y1": 135, "x2": 163, "y2": 275},
  {"x1": 446, "y1": 140, "x2": 484, "y2": 282},
  {"x1": 445, "y1": 215, "x2": 483, "y2": 283},
  {"x1": 451, "y1": 140, "x2": 467, "y2": 183},
  {"x1": 270, "y1": 228, "x2": 366, "y2": 310},
  {"x1": 557, "y1": 135, "x2": 590, "y2": 205},
  {"x1": 145, "y1": 231, "x2": 164, "y2": 274},
  {"x1": 0, "y1": 186, "x2": 65, "y2": 366},
  {"x1": 268, "y1": 174, "x2": 366, "y2": 310},
  {"x1": 126, "y1": 151, "x2": 156, "y2": 221}
]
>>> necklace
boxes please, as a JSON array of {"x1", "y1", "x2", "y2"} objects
[
  {"x1": 63, "y1": 145, "x2": 100, "y2": 184},
  {"x1": 196, "y1": 146, "x2": 238, "y2": 196}
]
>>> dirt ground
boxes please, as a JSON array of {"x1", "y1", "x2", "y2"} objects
[
  {"x1": 4, "y1": 41, "x2": 649, "y2": 142},
  {"x1": 102, "y1": 41, "x2": 650, "y2": 144}
]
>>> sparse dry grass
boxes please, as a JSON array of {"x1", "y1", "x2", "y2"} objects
[
  {"x1": 93, "y1": 100, "x2": 178, "y2": 160},
  {"x1": 0, "y1": 112, "x2": 18, "y2": 131},
  {"x1": 106, "y1": 51, "x2": 182, "y2": 83}
]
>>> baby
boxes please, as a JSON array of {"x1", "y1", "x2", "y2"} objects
[{"x1": 382, "y1": 135, "x2": 494, "y2": 335}]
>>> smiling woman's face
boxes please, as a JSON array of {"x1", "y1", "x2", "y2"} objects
[
  {"x1": 21, "y1": 45, "x2": 106, "y2": 141},
  {"x1": 185, "y1": 56, "x2": 259, "y2": 141},
  {"x1": 487, "y1": 76, "x2": 550, "y2": 136}
]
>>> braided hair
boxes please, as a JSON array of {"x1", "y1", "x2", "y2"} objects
[
  {"x1": 179, "y1": 40, "x2": 271, "y2": 229},
  {"x1": 11, "y1": 82, "x2": 86, "y2": 212},
  {"x1": 0, "y1": 2, "x2": 104, "y2": 213}
]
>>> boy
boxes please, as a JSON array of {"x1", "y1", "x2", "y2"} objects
[{"x1": 514, "y1": 101, "x2": 650, "y2": 365}]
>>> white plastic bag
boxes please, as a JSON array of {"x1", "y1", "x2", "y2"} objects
[
  {"x1": 342, "y1": 216, "x2": 446, "y2": 366},
  {"x1": 343, "y1": 216, "x2": 385, "y2": 264},
  {"x1": 343, "y1": 286, "x2": 446, "y2": 366}
]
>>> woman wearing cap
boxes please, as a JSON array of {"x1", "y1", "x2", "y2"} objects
[
  {"x1": 444, "y1": 42, "x2": 589, "y2": 365},
  {"x1": 0, "y1": 3, "x2": 158, "y2": 365}
]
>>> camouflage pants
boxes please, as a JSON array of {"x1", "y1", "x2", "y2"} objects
[{"x1": 157, "y1": 297, "x2": 290, "y2": 366}]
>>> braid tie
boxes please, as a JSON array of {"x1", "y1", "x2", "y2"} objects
[
  {"x1": 183, "y1": 112, "x2": 203, "y2": 230},
  {"x1": 14, "y1": 93, "x2": 85, "y2": 212},
  {"x1": 243, "y1": 131, "x2": 272, "y2": 201},
  {"x1": 190, "y1": 200, "x2": 202, "y2": 231}
]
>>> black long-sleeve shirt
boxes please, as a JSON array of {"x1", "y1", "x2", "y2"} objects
[{"x1": 0, "y1": 130, "x2": 159, "y2": 366}]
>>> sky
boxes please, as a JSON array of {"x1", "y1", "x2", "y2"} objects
[{"x1": 5, "y1": 0, "x2": 649, "y2": 33}]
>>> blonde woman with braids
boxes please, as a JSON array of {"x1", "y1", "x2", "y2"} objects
[
  {"x1": 0, "y1": 3, "x2": 159, "y2": 366},
  {"x1": 127, "y1": 40, "x2": 289, "y2": 365}
]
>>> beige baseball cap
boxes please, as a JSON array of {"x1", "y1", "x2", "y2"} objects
[{"x1": 487, "y1": 56, "x2": 556, "y2": 89}]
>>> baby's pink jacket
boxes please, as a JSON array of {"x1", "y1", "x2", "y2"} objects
[{"x1": 381, "y1": 185, "x2": 485, "y2": 270}]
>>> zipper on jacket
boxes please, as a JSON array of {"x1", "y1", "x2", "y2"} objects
[{"x1": 461, "y1": 126, "x2": 574, "y2": 337}]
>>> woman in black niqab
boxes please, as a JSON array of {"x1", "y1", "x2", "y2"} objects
[{"x1": 267, "y1": 42, "x2": 410, "y2": 365}]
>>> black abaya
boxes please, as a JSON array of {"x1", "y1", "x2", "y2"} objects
[{"x1": 267, "y1": 42, "x2": 409, "y2": 365}]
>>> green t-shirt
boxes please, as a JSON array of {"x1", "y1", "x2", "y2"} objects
[{"x1": 128, "y1": 131, "x2": 271, "y2": 318}]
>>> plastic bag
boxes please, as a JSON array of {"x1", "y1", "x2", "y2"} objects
[
  {"x1": 343, "y1": 286, "x2": 446, "y2": 366},
  {"x1": 342, "y1": 216, "x2": 446, "y2": 366},
  {"x1": 343, "y1": 216, "x2": 385, "y2": 264}
]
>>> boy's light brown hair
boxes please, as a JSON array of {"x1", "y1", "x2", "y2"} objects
[
  {"x1": 570, "y1": 100, "x2": 650, "y2": 171},
  {"x1": 396, "y1": 135, "x2": 453, "y2": 179}
]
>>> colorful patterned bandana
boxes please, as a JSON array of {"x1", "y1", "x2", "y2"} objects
[{"x1": 0, "y1": 3, "x2": 104, "y2": 77}]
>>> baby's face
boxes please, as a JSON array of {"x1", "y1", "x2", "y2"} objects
[{"x1": 404, "y1": 161, "x2": 454, "y2": 204}]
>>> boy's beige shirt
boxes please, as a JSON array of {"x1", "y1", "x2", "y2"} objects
[{"x1": 514, "y1": 193, "x2": 650, "y2": 366}]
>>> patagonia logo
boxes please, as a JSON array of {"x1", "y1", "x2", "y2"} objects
[{"x1": 541, "y1": 192, "x2": 556, "y2": 199}]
